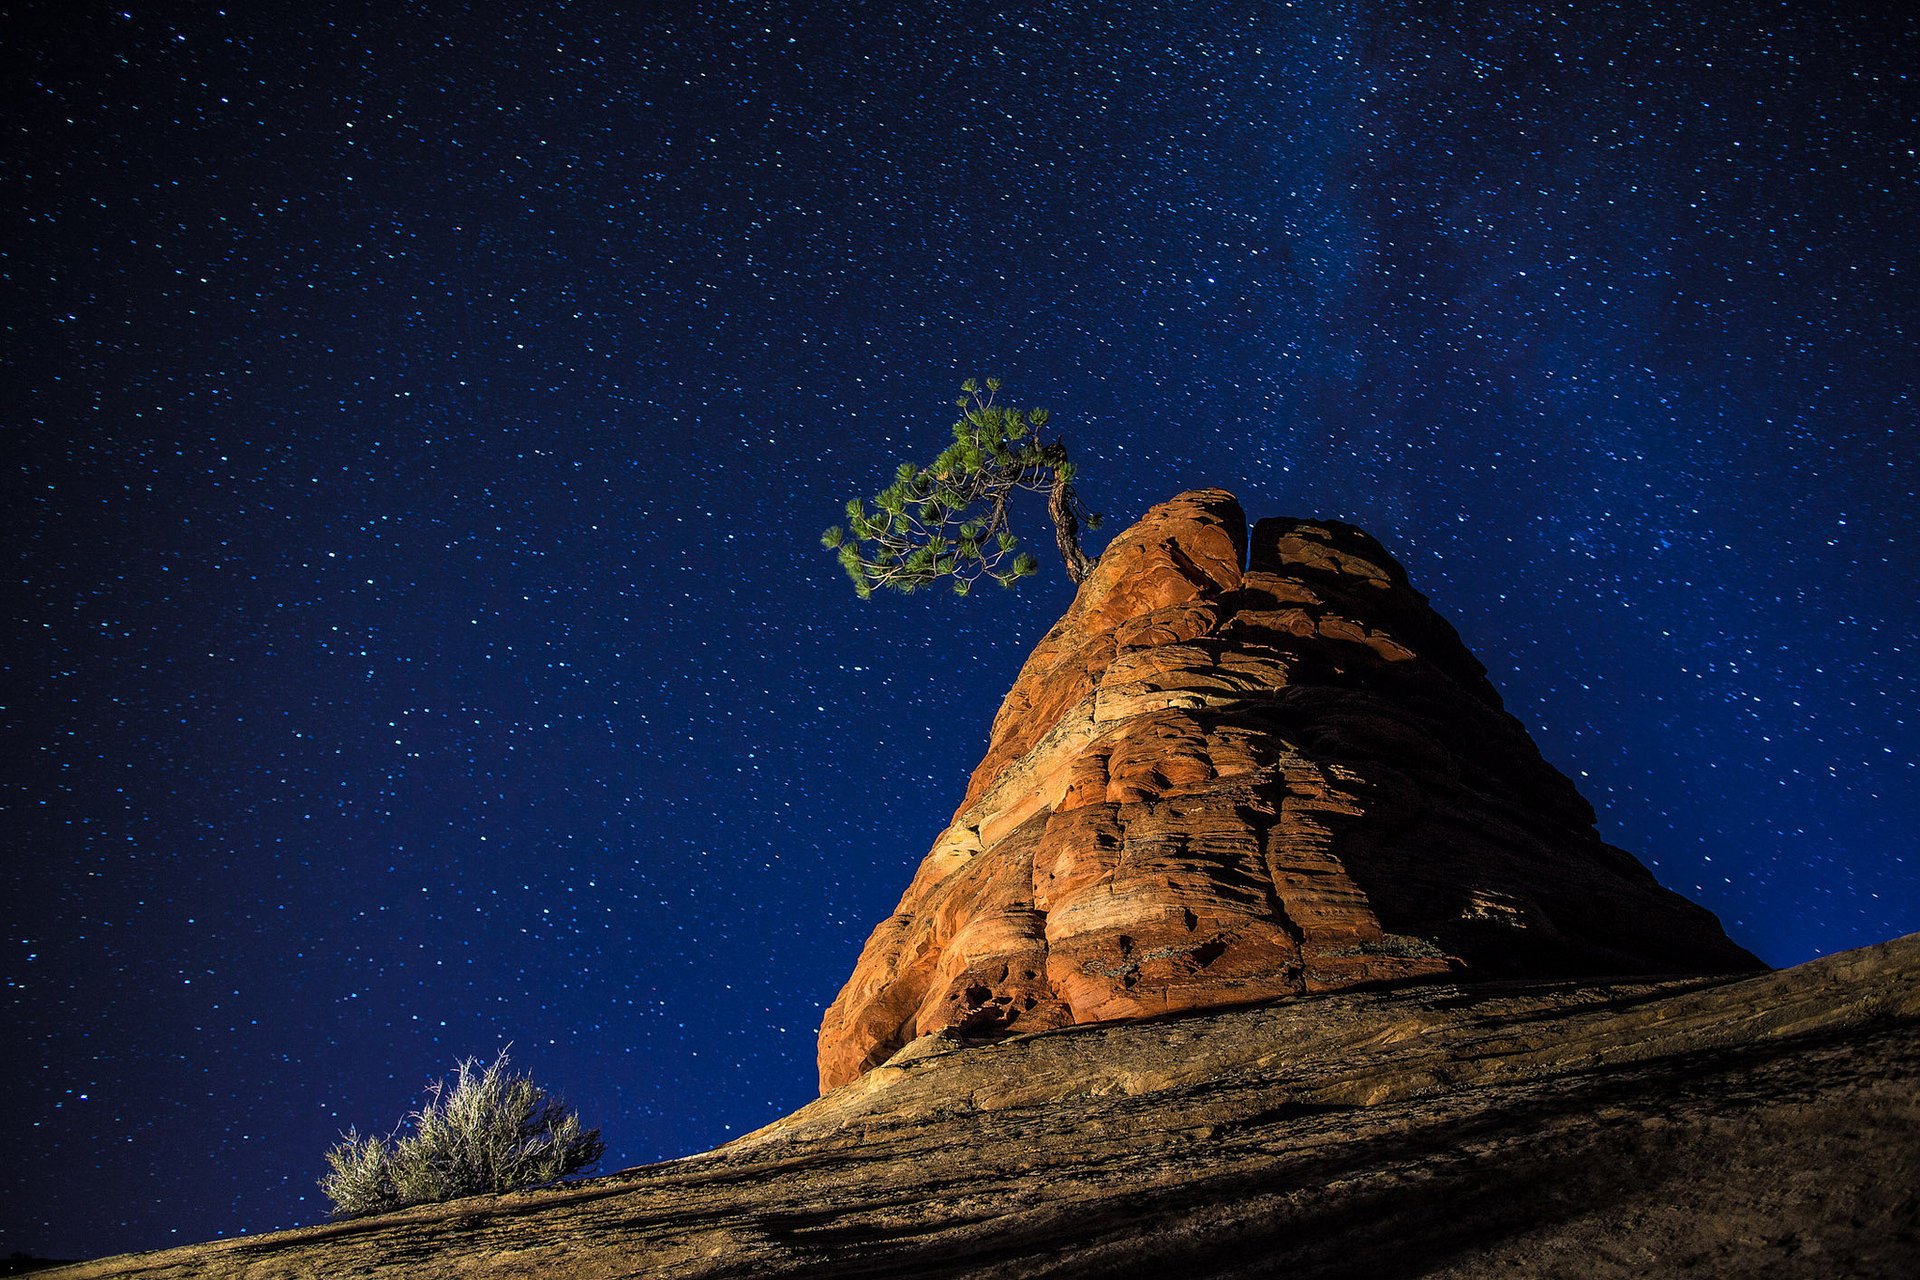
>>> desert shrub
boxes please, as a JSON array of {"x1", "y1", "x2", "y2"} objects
[
  {"x1": 319, "y1": 1049, "x2": 605, "y2": 1218},
  {"x1": 319, "y1": 1128, "x2": 403, "y2": 1217}
]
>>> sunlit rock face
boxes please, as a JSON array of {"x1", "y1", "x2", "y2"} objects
[{"x1": 817, "y1": 489, "x2": 1762, "y2": 1092}]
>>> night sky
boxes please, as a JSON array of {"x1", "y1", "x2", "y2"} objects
[{"x1": 5, "y1": 0, "x2": 1915, "y2": 1261}]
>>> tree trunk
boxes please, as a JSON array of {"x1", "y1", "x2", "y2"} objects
[{"x1": 1048, "y1": 475, "x2": 1095, "y2": 585}]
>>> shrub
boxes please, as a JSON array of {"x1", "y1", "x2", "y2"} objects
[{"x1": 319, "y1": 1049, "x2": 605, "y2": 1218}]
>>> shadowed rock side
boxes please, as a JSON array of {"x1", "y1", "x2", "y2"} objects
[
  {"x1": 46, "y1": 935, "x2": 1920, "y2": 1279},
  {"x1": 819, "y1": 489, "x2": 1762, "y2": 1091}
]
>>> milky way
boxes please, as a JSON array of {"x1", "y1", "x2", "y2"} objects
[{"x1": 5, "y1": 1, "x2": 1914, "y2": 1259}]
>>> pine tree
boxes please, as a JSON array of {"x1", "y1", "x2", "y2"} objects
[{"x1": 822, "y1": 378, "x2": 1100, "y2": 598}]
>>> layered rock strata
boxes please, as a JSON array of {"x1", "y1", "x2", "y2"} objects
[
  {"x1": 819, "y1": 489, "x2": 1761, "y2": 1091},
  {"x1": 48, "y1": 935, "x2": 1920, "y2": 1280}
]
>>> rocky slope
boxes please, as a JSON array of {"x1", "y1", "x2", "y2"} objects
[
  {"x1": 42, "y1": 495, "x2": 1912, "y2": 1278},
  {"x1": 48, "y1": 934, "x2": 1920, "y2": 1279},
  {"x1": 819, "y1": 489, "x2": 1760, "y2": 1090}
]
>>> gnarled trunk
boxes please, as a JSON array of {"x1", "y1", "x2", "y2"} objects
[{"x1": 1047, "y1": 474, "x2": 1094, "y2": 584}]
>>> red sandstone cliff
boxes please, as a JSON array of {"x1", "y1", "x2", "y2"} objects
[{"x1": 818, "y1": 489, "x2": 1761, "y2": 1091}]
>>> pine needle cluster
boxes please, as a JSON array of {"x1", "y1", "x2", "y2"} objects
[
  {"x1": 318, "y1": 1049, "x2": 604, "y2": 1218},
  {"x1": 822, "y1": 378, "x2": 1099, "y2": 597}
]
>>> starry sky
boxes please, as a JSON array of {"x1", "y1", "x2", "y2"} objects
[{"x1": 4, "y1": 0, "x2": 1915, "y2": 1261}]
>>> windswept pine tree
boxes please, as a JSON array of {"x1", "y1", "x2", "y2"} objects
[{"x1": 822, "y1": 378, "x2": 1100, "y2": 598}]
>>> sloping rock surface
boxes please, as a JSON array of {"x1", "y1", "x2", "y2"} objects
[
  {"x1": 51, "y1": 934, "x2": 1920, "y2": 1279},
  {"x1": 819, "y1": 489, "x2": 1760, "y2": 1090}
]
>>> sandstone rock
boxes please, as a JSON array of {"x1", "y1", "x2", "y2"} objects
[
  {"x1": 818, "y1": 490, "x2": 1761, "y2": 1092},
  {"x1": 49, "y1": 493, "x2": 1907, "y2": 1280},
  {"x1": 47, "y1": 934, "x2": 1920, "y2": 1280}
]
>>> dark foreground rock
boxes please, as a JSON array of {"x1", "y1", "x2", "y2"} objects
[{"x1": 49, "y1": 932, "x2": 1920, "y2": 1279}]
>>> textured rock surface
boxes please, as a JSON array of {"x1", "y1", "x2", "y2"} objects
[
  {"x1": 819, "y1": 489, "x2": 1761, "y2": 1090},
  {"x1": 48, "y1": 934, "x2": 1920, "y2": 1279}
]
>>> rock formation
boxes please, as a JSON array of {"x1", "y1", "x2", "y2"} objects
[
  {"x1": 41, "y1": 490, "x2": 1913, "y2": 1280},
  {"x1": 818, "y1": 490, "x2": 1761, "y2": 1091},
  {"x1": 45, "y1": 935, "x2": 1920, "y2": 1279}
]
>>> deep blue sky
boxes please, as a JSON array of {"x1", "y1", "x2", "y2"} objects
[{"x1": 5, "y1": 0, "x2": 1914, "y2": 1261}]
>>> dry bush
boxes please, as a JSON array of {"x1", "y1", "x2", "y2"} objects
[{"x1": 320, "y1": 1049, "x2": 604, "y2": 1218}]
